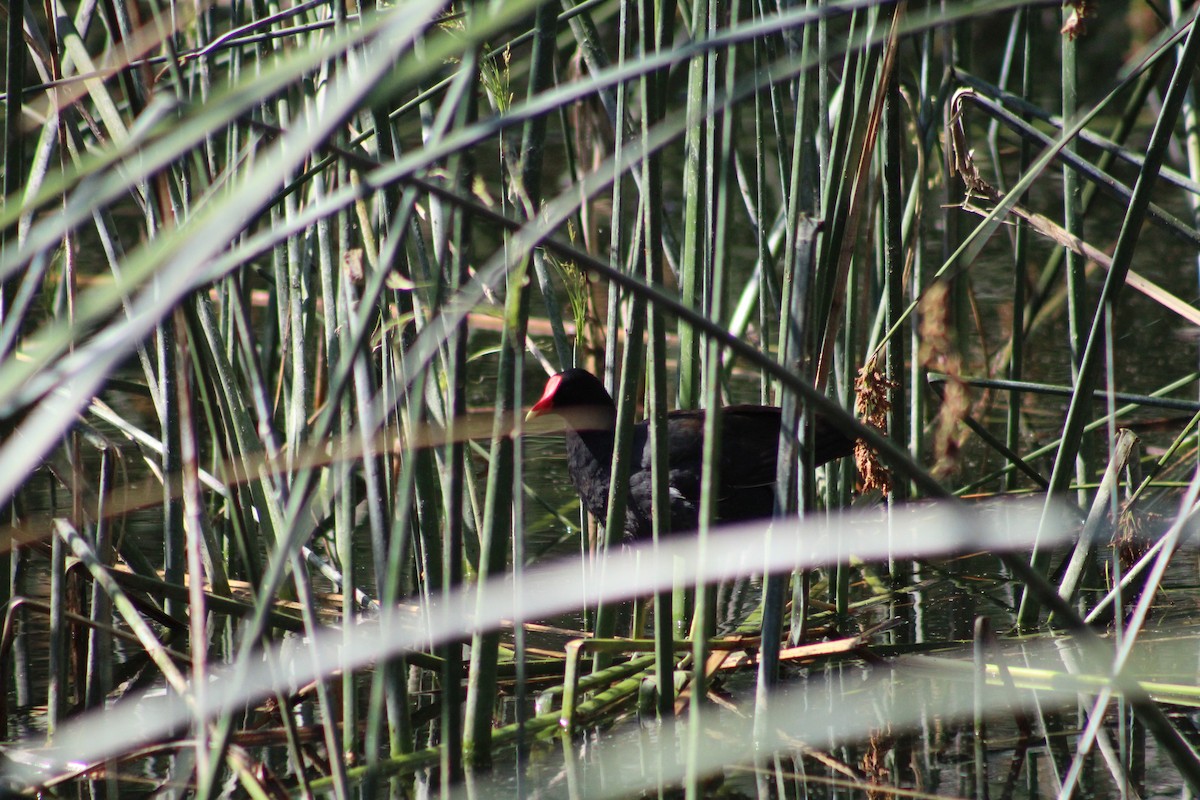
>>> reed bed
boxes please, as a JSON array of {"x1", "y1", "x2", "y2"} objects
[{"x1": 3, "y1": 0, "x2": 1200, "y2": 797}]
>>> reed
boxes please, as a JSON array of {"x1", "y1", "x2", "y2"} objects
[{"x1": 4, "y1": 1, "x2": 1200, "y2": 797}]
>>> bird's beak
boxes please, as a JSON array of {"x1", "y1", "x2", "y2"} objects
[{"x1": 525, "y1": 396, "x2": 553, "y2": 422}]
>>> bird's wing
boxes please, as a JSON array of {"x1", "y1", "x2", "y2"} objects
[
  {"x1": 717, "y1": 406, "x2": 781, "y2": 491},
  {"x1": 657, "y1": 406, "x2": 781, "y2": 511}
]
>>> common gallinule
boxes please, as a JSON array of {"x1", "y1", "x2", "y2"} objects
[{"x1": 526, "y1": 369, "x2": 856, "y2": 540}]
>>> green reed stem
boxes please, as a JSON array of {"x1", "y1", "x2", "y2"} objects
[
  {"x1": 639, "y1": 0, "x2": 676, "y2": 722},
  {"x1": 1024, "y1": 11, "x2": 1200, "y2": 626}
]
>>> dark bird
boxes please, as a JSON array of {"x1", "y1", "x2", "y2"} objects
[{"x1": 526, "y1": 368, "x2": 856, "y2": 540}]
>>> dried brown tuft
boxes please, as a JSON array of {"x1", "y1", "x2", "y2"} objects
[
  {"x1": 919, "y1": 283, "x2": 970, "y2": 479},
  {"x1": 855, "y1": 357, "x2": 896, "y2": 495},
  {"x1": 860, "y1": 726, "x2": 893, "y2": 800},
  {"x1": 1111, "y1": 506, "x2": 1150, "y2": 580},
  {"x1": 1061, "y1": 0, "x2": 1095, "y2": 40}
]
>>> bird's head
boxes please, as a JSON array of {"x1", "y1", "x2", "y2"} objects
[{"x1": 526, "y1": 369, "x2": 617, "y2": 429}]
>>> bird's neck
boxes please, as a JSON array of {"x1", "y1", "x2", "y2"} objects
[
  {"x1": 565, "y1": 423, "x2": 615, "y2": 465},
  {"x1": 563, "y1": 404, "x2": 616, "y2": 460},
  {"x1": 563, "y1": 412, "x2": 618, "y2": 522}
]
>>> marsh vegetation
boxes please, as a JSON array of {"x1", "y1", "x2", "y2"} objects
[{"x1": 4, "y1": 1, "x2": 1200, "y2": 797}]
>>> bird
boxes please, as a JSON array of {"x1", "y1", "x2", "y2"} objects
[{"x1": 526, "y1": 368, "x2": 856, "y2": 540}]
